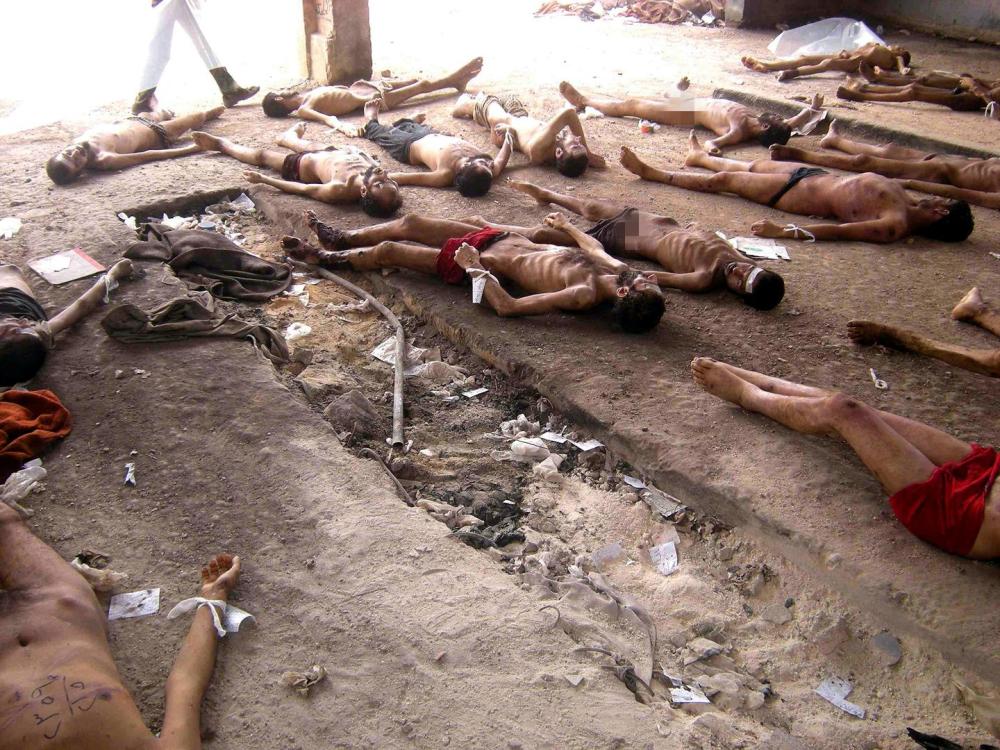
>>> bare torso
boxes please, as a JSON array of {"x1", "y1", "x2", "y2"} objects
[
  {"x1": 76, "y1": 119, "x2": 166, "y2": 163},
  {"x1": 295, "y1": 147, "x2": 371, "y2": 193},
  {"x1": 409, "y1": 134, "x2": 482, "y2": 171},
  {"x1": 758, "y1": 171, "x2": 909, "y2": 232},
  {"x1": 950, "y1": 156, "x2": 1000, "y2": 193},
  {"x1": 300, "y1": 85, "x2": 371, "y2": 116},
  {"x1": 648, "y1": 225, "x2": 743, "y2": 277},
  {"x1": 480, "y1": 235, "x2": 616, "y2": 293}
]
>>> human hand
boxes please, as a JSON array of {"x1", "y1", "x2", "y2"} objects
[
  {"x1": 750, "y1": 219, "x2": 784, "y2": 238},
  {"x1": 199, "y1": 554, "x2": 241, "y2": 601},
  {"x1": 454, "y1": 242, "x2": 482, "y2": 269},
  {"x1": 544, "y1": 212, "x2": 570, "y2": 230},
  {"x1": 244, "y1": 170, "x2": 264, "y2": 184}
]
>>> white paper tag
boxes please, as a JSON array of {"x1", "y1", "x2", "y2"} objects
[
  {"x1": 109, "y1": 588, "x2": 160, "y2": 620},
  {"x1": 815, "y1": 677, "x2": 866, "y2": 718},
  {"x1": 472, "y1": 275, "x2": 487, "y2": 304},
  {"x1": 569, "y1": 438, "x2": 603, "y2": 452},
  {"x1": 540, "y1": 431, "x2": 568, "y2": 444},
  {"x1": 670, "y1": 685, "x2": 711, "y2": 704},
  {"x1": 623, "y1": 475, "x2": 646, "y2": 489},
  {"x1": 649, "y1": 541, "x2": 678, "y2": 576},
  {"x1": 462, "y1": 387, "x2": 488, "y2": 398}
]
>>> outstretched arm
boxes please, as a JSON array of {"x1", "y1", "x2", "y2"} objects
[
  {"x1": 243, "y1": 170, "x2": 352, "y2": 202},
  {"x1": 160, "y1": 556, "x2": 242, "y2": 750},
  {"x1": 704, "y1": 126, "x2": 747, "y2": 155},
  {"x1": 388, "y1": 168, "x2": 454, "y2": 187},
  {"x1": 294, "y1": 105, "x2": 362, "y2": 137},
  {"x1": 542, "y1": 212, "x2": 627, "y2": 271},
  {"x1": 91, "y1": 145, "x2": 201, "y2": 170},
  {"x1": 652, "y1": 269, "x2": 715, "y2": 291},
  {"x1": 896, "y1": 179, "x2": 1000, "y2": 210},
  {"x1": 751, "y1": 217, "x2": 907, "y2": 243},
  {"x1": 491, "y1": 131, "x2": 515, "y2": 178},
  {"x1": 47, "y1": 259, "x2": 134, "y2": 336}
]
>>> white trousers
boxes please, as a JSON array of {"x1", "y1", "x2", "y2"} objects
[{"x1": 138, "y1": 0, "x2": 222, "y2": 91}]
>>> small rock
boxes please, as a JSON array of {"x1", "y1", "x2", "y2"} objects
[
  {"x1": 296, "y1": 366, "x2": 358, "y2": 403},
  {"x1": 761, "y1": 603, "x2": 792, "y2": 625},
  {"x1": 324, "y1": 390, "x2": 380, "y2": 436},
  {"x1": 717, "y1": 545, "x2": 733, "y2": 561},
  {"x1": 870, "y1": 631, "x2": 902, "y2": 666}
]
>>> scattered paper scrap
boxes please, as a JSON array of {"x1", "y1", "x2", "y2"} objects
[
  {"x1": 649, "y1": 541, "x2": 678, "y2": 576},
  {"x1": 462, "y1": 387, "x2": 488, "y2": 398},
  {"x1": 29, "y1": 248, "x2": 105, "y2": 285},
  {"x1": 569, "y1": 438, "x2": 603, "y2": 452},
  {"x1": 281, "y1": 665, "x2": 327, "y2": 696},
  {"x1": 990, "y1": 252, "x2": 1000, "y2": 261},
  {"x1": 109, "y1": 588, "x2": 160, "y2": 620},
  {"x1": 643, "y1": 487, "x2": 686, "y2": 520},
  {"x1": 670, "y1": 684, "x2": 711, "y2": 704},
  {"x1": 117, "y1": 212, "x2": 138, "y2": 231},
  {"x1": 623, "y1": 475, "x2": 646, "y2": 489},
  {"x1": 729, "y1": 237, "x2": 791, "y2": 261},
  {"x1": 0, "y1": 217, "x2": 23, "y2": 239},
  {"x1": 815, "y1": 676, "x2": 866, "y2": 719},
  {"x1": 123, "y1": 463, "x2": 136, "y2": 486},
  {"x1": 540, "y1": 431, "x2": 568, "y2": 444}
]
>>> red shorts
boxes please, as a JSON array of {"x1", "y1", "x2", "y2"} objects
[
  {"x1": 888, "y1": 444, "x2": 998, "y2": 556},
  {"x1": 436, "y1": 228, "x2": 507, "y2": 285}
]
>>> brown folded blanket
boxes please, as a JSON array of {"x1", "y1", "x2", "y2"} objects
[
  {"x1": 125, "y1": 223, "x2": 291, "y2": 302},
  {"x1": 101, "y1": 292, "x2": 289, "y2": 364}
]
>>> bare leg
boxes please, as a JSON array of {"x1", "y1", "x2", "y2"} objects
[
  {"x1": 848, "y1": 320, "x2": 1000, "y2": 378},
  {"x1": 190, "y1": 131, "x2": 286, "y2": 172},
  {"x1": 305, "y1": 210, "x2": 480, "y2": 250},
  {"x1": 769, "y1": 143, "x2": 950, "y2": 182},
  {"x1": 838, "y1": 84, "x2": 984, "y2": 111},
  {"x1": 895, "y1": 179, "x2": 1000, "y2": 210},
  {"x1": 820, "y1": 120, "x2": 931, "y2": 160},
  {"x1": 691, "y1": 358, "x2": 942, "y2": 494},
  {"x1": 381, "y1": 57, "x2": 483, "y2": 109},
  {"x1": 275, "y1": 122, "x2": 335, "y2": 154},
  {"x1": 683, "y1": 132, "x2": 795, "y2": 173},
  {"x1": 741, "y1": 53, "x2": 834, "y2": 73},
  {"x1": 952, "y1": 288, "x2": 1000, "y2": 338},
  {"x1": 160, "y1": 106, "x2": 225, "y2": 139},
  {"x1": 508, "y1": 180, "x2": 625, "y2": 220},
  {"x1": 777, "y1": 57, "x2": 858, "y2": 81},
  {"x1": 557, "y1": 82, "x2": 686, "y2": 124},
  {"x1": 284, "y1": 236, "x2": 441, "y2": 275}
]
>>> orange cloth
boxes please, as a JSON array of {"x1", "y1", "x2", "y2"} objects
[{"x1": 0, "y1": 390, "x2": 72, "y2": 482}]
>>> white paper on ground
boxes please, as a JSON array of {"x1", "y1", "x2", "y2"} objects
[
  {"x1": 462, "y1": 387, "x2": 488, "y2": 398},
  {"x1": 371, "y1": 336, "x2": 436, "y2": 376},
  {"x1": 540, "y1": 431, "x2": 568, "y2": 444},
  {"x1": 815, "y1": 677, "x2": 866, "y2": 718},
  {"x1": 623, "y1": 475, "x2": 646, "y2": 489},
  {"x1": 649, "y1": 541, "x2": 678, "y2": 575},
  {"x1": 730, "y1": 237, "x2": 790, "y2": 261},
  {"x1": 109, "y1": 588, "x2": 160, "y2": 620},
  {"x1": 569, "y1": 438, "x2": 603, "y2": 452},
  {"x1": 0, "y1": 217, "x2": 23, "y2": 239},
  {"x1": 670, "y1": 685, "x2": 711, "y2": 704},
  {"x1": 123, "y1": 463, "x2": 136, "y2": 486}
]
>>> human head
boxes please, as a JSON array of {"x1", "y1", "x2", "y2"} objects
[
  {"x1": 45, "y1": 143, "x2": 89, "y2": 185},
  {"x1": 359, "y1": 166, "x2": 402, "y2": 218},
  {"x1": 555, "y1": 134, "x2": 589, "y2": 178},
  {"x1": 454, "y1": 156, "x2": 493, "y2": 197},
  {"x1": 613, "y1": 270, "x2": 665, "y2": 333},
  {"x1": 0, "y1": 319, "x2": 48, "y2": 386},
  {"x1": 755, "y1": 113, "x2": 792, "y2": 148},
  {"x1": 262, "y1": 91, "x2": 301, "y2": 118},
  {"x1": 916, "y1": 199, "x2": 973, "y2": 242},
  {"x1": 724, "y1": 262, "x2": 785, "y2": 310}
]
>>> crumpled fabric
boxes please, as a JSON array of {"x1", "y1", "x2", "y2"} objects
[
  {"x1": 166, "y1": 596, "x2": 255, "y2": 638},
  {"x1": 101, "y1": 291, "x2": 289, "y2": 363},
  {"x1": 125, "y1": 224, "x2": 291, "y2": 302},
  {"x1": 0, "y1": 390, "x2": 72, "y2": 483}
]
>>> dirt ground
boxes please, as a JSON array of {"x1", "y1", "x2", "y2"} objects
[{"x1": 2, "y1": 1, "x2": 999, "y2": 748}]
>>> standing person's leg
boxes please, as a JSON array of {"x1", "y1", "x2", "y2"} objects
[
  {"x1": 134, "y1": 0, "x2": 181, "y2": 113},
  {"x1": 174, "y1": 0, "x2": 258, "y2": 106},
  {"x1": 159, "y1": 106, "x2": 225, "y2": 140},
  {"x1": 508, "y1": 180, "x2": 626, "y2": 220},
  {"x1": 190, "y1": 132, "x2": 287, "y2": 171},
  {"x1": 952, "y1": 288, "x2": 1000, "y2": 338}
]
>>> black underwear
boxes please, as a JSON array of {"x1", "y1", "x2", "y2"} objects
[
  {"x1": 0, "y1": 287, "x2": 47, "y2": 322},
  {"x1": 362, "y1": 118, "x2": 436, "y2": 163},
  {"x1": 280, "y1": 146, "x2": 338, "y2": 182},
  {"x1": 767, "y1": 167, "x2": 828, "y2": 208},
  {"x1": 127, "y1": 115, "x2": 170, "y2": 148},
  {"x1": 585, "y1": 208, "x2": 638, "y2": 251}
]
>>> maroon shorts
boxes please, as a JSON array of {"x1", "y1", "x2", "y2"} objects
[
  {"x1": 436, "y1": 228, "x2": 507, "y2": 285},
  {"x1": 888, "y1": 444, "x2": 997, "y2": 556}
]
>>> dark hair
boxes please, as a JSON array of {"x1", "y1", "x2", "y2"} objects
[
  {"x1": 756, "y1": 113, "x2": 792, "y2": 148},
  {"x1": 613, "y1": 270, "x2": 665, "y2": 333},
  {"x1": 920, "y1": 200, "x2": 973, "y2": 242},
  {"x1": 744, "y1": 270, "x2": 785, "y2": 310},
  {"x1": 359, "y1": 166, "x2": 401, "y2": 218},
  {"x1": 46, "y1": 155, "x2": 78, "y2": 185},
  {"x1": 0, "y1": 331, "x2": 48, "y2": 387},
  {"x1": 262, "y1": 92, "x2": 292, "y2": 118},
  {"x1": 454, "y1": 159, "x2": 493, "y2": 197},
  {"x1": 555, "y1": 148, "x2": 589, "y2": 178}
]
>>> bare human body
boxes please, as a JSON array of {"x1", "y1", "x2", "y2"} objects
[
  {"x1": 838, "y1": 80, "x2": 987, "y2": 112},
  {"x1": 45, "y1": 108, "x2": 223, "y2": 185},
  {"x1": 559, "y1": 82, "x2": 825, "y2": 154},
  {"x1": 858, "y1": 65, "x2": 1000, "y2": 111},
  {"x1": 767, "y1": 121, "x2": 1000, "y2": 210},
  {"x1": 0, "y1": 502, "x2": 243, "y2": 750},
  {"x1": 451, "y1": 91, "x2": 605, "y2": 176},
  {"x1": 359, "y1": 100, "x2": 513, "y2": 197},
  {"x1": 191, "y1": 124, "x2": 401, "y2": 217},
  {"x1": 261, "y1": 58, "x2": 484, "y2": 135},
  {"x1": 848, "y1": 287, "x2": 1000, "y2": 378},
  {"x1": 284, "y1": 211, "x2": 665, "y2": 331},
  {"x1": 488, "y1": 180, "x2": 784, "y2": 309},
  {"x1": 691, "y1": 358, "x2": 999, "y2": 558},
  {"x1": 741, "y1": 42, "x2": 911, "y2": 81},
  {"x1": 619, "y1": 133, "x2": 973, "y2": 243},
  {"x1": 1, "y1": 260, "x2": 134, "y2": 387}
]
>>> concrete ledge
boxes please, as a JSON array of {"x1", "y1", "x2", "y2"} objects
[{"x1": 714, "y1": 86, "x2": 1000, "y2": 159}]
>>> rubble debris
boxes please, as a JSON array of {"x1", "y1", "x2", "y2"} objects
[
  {"x1": 536, "y1": 0, "x2": 724, "y2": 26},
  {"x1": 648, "y1": 540, "x2": 678, "y2": 576},
  {"x1": 870, "y1": 631, "x2": 902, "y2": 666},
  {"x1": 814, "y1": 676, "x2": 866, "y2": 719},
  {"x1": 324, "y1": 390, "x2": 381, "y2": 438},
  {"x1": 0, "y1": 459, "x2": 46, "y2": 517},
  {"x1": 954, "y1": 679, "x2": 1000, "y2": 739},
  {"x1": 280, "y1": 665, "x2": 327, "y2": 697}
]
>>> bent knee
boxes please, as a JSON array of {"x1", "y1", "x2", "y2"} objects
[{"x1": 823, "y1": 392, "x2": 872, "y2": 422}]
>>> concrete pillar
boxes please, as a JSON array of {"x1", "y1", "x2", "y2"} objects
[{"x1": 300, "y1": 0, "x2": 372, "y2": 85}]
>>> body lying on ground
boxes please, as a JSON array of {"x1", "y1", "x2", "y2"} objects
[
  {"x1": 282, "y1": 210, "x2": 666, "y2": 332},
  {"x1": 0, "y1": 505, "x2": 243, "y2": 750},
  {"x1": 451, "y1": 91, "x2": 605, "y2": 176},
  {"x1": 691, "y1": 358, "x2": 999, "y2": 559},
  {"x1": 473, "y1": 180, "x2": 785, "y2": 309},
  {"x1": 45, "y1": 108, "x2": 223, "y2": 185},
  {"x1": 858, "y1": 64, "x2": 1000, "y2": 110},
  {"x1": 0, "y1": 261, "x2": 133, "y2": 387},
  {"x1": 558, "y1": 81, "x2": 825, "y2": 154},
  {"x1": 768, "y1": 120, "x2": 1000, "y2": 210},
  {"x1": 192, "y1": 124, "x2": 401, "y2": 217},
  {"x1": 261, "y1": 58, "x2": 483, "y2": 135},
  {"x1": 357, "y1": 100, "x2": 513, "y2": 197},
  {"x1": 848, "y1": 287, "x2": 1000, "y2": 378},
  {"x1": 741, "y1": 42, "x2": 911, "y2": 82},
  {"x1": 619, "y1": 131, "x2": 974, "y2": 243}
]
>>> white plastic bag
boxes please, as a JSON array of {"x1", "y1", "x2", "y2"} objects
[
  {"x1": 768, "y1": 18, "x2": 885, "y2": 59},
  {"x1": 1, "y1": 461, "x2": 46, "y2": 517}
]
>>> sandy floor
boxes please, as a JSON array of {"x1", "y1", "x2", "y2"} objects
[{"x1": 1, "y1": 2, "x2": 999, "y2": 748}]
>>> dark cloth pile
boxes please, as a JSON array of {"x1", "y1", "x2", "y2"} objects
[
  {"x1": 125, "y1": 224, "x2": 291, "y2": 302},
  {"x1": 101, "y1": 291, "x2": 289, "y2": 364}
]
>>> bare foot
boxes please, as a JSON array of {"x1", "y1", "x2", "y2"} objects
[
  {"x1": 952, "y1": 287, "x2": 986, "y2": 321},
  {"x1": 690, "y1": 357, "x2": 753, "y2": 407},
  {"x1": 777, "y1": 70, "x2": 798, "y2": 82},
  {"x1": 619, "y1": 146, "x2": 648, "y2": 177},
  {"x1": 451, "y1": 57, "x2": 484, "y2": 91},
  {"x1": 508, "y1": 179, "x2": 550, "y2": 205},
  {"x1": 206, "y1": 105, "x2": 225, "y2": 120},
  {"x1": 305, "y1": 210, "x2": 349, "y2": 250},
  {"x1": 363, "y1": 98, "x2": 382, "y2": 121},
  {"x1": 191, "y1": 131, "x2": 222, "y2": 151},
  {"x1": 559, "y1": 81, "x2": 587, "y2": 110},
  {"x1": 837, "y1": 85, "x2": 865, "y2": 102},
  {"x1": 741, "y1": 56, "x2": 768, "y2": 73},
  {"x1": 820, "y1": 118, "x2": 842, "y2": 149},
  {"x1": 412, "y1": 112, "x2": 427, "y2": 124},
  {"x1": 846, "y1": 319, "x2": 887, "y2": 345},
  {"x1": 684, "y1": 130, "x2": 706, "y2": 166},
  {"x1": 281, "y1": 235, "x2": 350, "y2": 268},
  {"x1": 200, "y1": 553, "x2": 240, "y2": 600},
  {"x1": 810, "y1": 93, "x2": 824, "y2": 110},
  {"x1": 713, "y1": 361, "x2": 832, "y2": 398},
  {"x1": 277, "y1": 122, "x2": 307, "y2": 147},
  {"x1": 768, "y1": 143, "x2": 798, "y2": 161}
]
